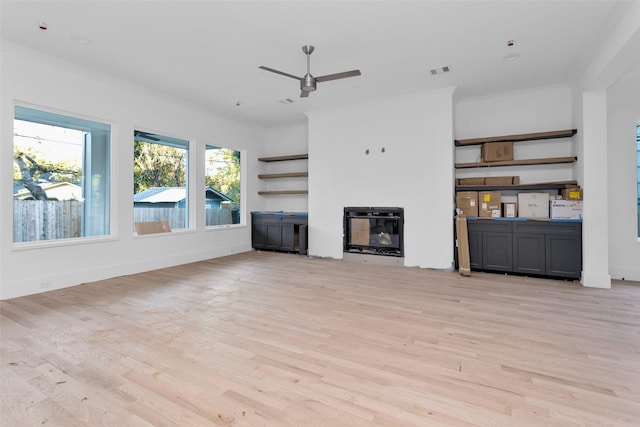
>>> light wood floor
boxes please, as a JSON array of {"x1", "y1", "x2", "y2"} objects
[{"x1": 1, "y1": 251, "x2": 639, "y2": 426}]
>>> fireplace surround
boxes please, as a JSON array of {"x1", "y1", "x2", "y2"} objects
[{"x1": 343, "y1": 207, "x2": 404, "y2": 257}]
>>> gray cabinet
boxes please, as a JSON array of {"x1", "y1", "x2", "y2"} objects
[
  {"x1": 513, "y1": 231, "x2": 545, "y2": 275},
  {"x1": 467, "y1": 219, "x2": 582, "y2": 279},
  {"x1": 251, "y1": 212, "x2": 308, "y2": 254},
  {"x1": 512, "y1": 221, "x2": 582, "y2": 279},
  {"x1": 467, "y1": 220, "x2": 512, "y2": 272}
]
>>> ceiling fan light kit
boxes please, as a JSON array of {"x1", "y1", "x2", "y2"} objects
[{"x1": 259, "y1": 45, "x2": 361, "y2": 98}]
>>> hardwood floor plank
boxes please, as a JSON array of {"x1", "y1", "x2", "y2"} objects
[{"x1": 1, "y1": 251, "x2": 639, "y2": 426}]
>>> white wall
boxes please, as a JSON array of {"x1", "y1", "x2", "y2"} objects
[
  {"x1": 607, "y1": 71, "x2": 640, "y2": 281},
  {"x1": 258, "y1": 124, "x2": 309, "y2": 213},
  {"x1": 307, "y1": 88, "x2": 456, "y2": 269},
  {"x1": 0, "y1": 42, "x2": 264, "y2": 299}
]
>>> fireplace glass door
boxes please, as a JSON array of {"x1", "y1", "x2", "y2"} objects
[{"x1": 344, "y1": 207, "x2": 404, "y2": 257}]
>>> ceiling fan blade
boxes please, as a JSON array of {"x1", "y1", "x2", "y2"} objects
[
  {"x1": 315, "y1": 69, "x2": 361, "y2": 82},
  {"x1": 134, "y1": 130, "x2": 160, "y2": 141},
  {"x1": 259, "y1": 66, "x2": 301, "y2": 81},
  {"x1": 300, "y1": 91, "x2": 310, "y2": 98}
]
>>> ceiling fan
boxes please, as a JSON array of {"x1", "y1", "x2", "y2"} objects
[
  {"x1": 134, "y1": 130, "x2": 160, "y2": 141},
  {"x1": 259, "y1": 45, "x2": 361, "y2": 98}
]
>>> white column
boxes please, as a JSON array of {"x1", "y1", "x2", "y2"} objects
[{"x1": 580, "y1": 90, "x2": 611, "y2": 288}]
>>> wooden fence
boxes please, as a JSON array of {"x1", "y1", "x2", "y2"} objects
[
  {"x1": 133, "y1": 207, "x2": 186, "y2": 231},
  {"x1": 13, "y1": 200, "x2": 83, "y2": 242},
  {"x1": 133, "y1": 207, "x2": 234, "y2": 230},
  {"x1": 13, "y1": 201, "x2": 236, "y2": 242}
]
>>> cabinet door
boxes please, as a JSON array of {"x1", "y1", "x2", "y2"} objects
[
  {"x1": 546, "y1": 233, "x2": 582, "y2": 279},
  {"x1": 252, "y1": 223, "x2": 268, "y2": 248},
  {"x1": 467, "y1": 228, "x2": 483, "y2": 270},
  {"x1": 265, "y1": 222, "x2": 282, "y2": 249},
  {"x1": 280, "y1": 223, "x2": 295, "y2": 251},
  {"x1": 482, "y1": 232, "x2": 512, "y2": 272},
  {"x1": 513, "y1": 232, "x2": 545, "y2": 276}
]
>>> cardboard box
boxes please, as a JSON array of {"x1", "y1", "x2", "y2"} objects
[
  {"x1": 485, "y1": 176, "x2": 520, "y2": 185},
  {"x1": 350, "y1": 218, "x2": 371, "y2": 245},
  {"x1": 479, "y1": 191, "x2": 501, "y2": 218},
  {"x1": 456, "y1": 191, "x2": 478, "y2": 217},
  {"x1": 518, "y1": 192, "x2": 550, "y2": 218},
  {"x1": 561, "y1": 187, "x2": 583, "y2": 200},
  {"x1": 550, "y1": 200, "x2": 583, "y2": 219},
  {"x1": 503, "y1": 202, "x2": 517, "y2": 218},
  {"x1": 457, "y1": 177, "x2": 485, "y2": 186},
  {"x1": 482, "y1": 142, "x2": 514, "y2": 162}
]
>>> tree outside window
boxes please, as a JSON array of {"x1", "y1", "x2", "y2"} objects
[
  {"x1": 13, "y1": 106, "x2": 110, "y2": 243},
  {"x1": 206, "y1": 145, "x2": 241, "y2": 226},
  {"x1": 133, "y1": 131, "x2": 189, "y2": 232}
]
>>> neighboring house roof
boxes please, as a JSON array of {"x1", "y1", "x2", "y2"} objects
[
  {"x1": 134, "y1": 186, "x2": 233, "y2": 203},
  {"x1": 13, "y1": 182, "x2": 83, "y2": 201}
]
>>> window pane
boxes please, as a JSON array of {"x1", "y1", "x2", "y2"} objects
[
  {"x1": 13, "y1": 106, "x2": 110, "y2": 242},
  {"x1": 133, "y1": 131, "x2": 189, "y2": 232},
  {"x1": 205, "y1": 145, "x2": 240, "y2": 226}
]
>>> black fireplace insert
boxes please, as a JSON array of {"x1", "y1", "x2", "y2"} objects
[{"x1": 344, "y1": 207, "x2": 404, "y2": 257}]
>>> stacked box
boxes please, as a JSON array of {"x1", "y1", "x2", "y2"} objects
[
  {"x1": 482, "y1": 142, "x2": 514, "y2": 162},
  {"x1": 503, "y1": 202, "x2": 517, "y2": 218},
  {"x1": 561, "y1": 187, "x2": 583, "y2": 200},
  {"x1": 479, "y1": 191, "x2": 501, "y2": 218},
  {"x1": 484, "y1": 176, "x2": 520, "y2": 185},
  {"x1": 550, "y1": 200, "x2": 583, "y2": 219},
  {"x1": 456, "y1": 191, "x2": 478, "y2": 217},
  {"x1": 457, "y1": 177, "x2": 486, "y2": 185},
  {"x1": 518, "y1": 193, "x2": 550, "y2": 219}
]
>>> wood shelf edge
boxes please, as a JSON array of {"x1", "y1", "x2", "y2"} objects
[
  {"x1": 258, "y1": 190, "x2": 309, "y2": 195},
  {"x1": 258, "y1": 154, "x2": 308, "y2": 162},
  {"x1": 455, "y1": 180, "x2": 579, "y2": 192},
  {"x1": 455, "y1": 129, "x2": 577, "y2": 146},
  {"x1": 455, "y1": 156, "x2": 577, "y2": 169},
  {"x1": 258, "y1": 172, "x2": 308, "y2": 179}
]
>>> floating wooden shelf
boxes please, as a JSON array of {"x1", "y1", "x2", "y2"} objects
[
  {"x1": 258, "y1": 172, "x2": 308, "y2": 179},
  {"x1": 258, "y1": 190, "x2": 309, "y2": 195},
  {"x1": 258, "y1": 154, "x2": 308, "y2": 162},
  {"x1": 258, "y1": 153, "x2": 308, "y2": 195},
  {"x1": 456, "y1": 180, "x2": 578, "y2": 192},
  {"x1": 455, "y1": 129, "x2": 577, "y2": 146},
  {"x1": 455, "y1": 156, "x2": 577, "y2": 169}
]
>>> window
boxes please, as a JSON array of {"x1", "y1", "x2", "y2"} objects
[
  {"x1": 133, "y1": 131, "x2": 189, "y2": 232},
  {"x1": 637, "y1": 124, "x2": 639, "y2": 238},
  {"x1": 205, "y1": 145, "x2": 241, "y2": 226},
  {"x1": 13, "y1": 106, "x2": 110, "y2": 243}
]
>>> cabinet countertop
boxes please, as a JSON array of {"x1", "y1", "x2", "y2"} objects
[
  {"x1": 251, "y1": 211, "x2": 308, "y2": 216},
  {"x1": 463, "y1": 216, "x2": 581, "y2": 223}
]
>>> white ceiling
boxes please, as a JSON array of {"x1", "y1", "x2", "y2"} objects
[{"x1": 0, "y1": 1, "x2": 633, "y2": 127}]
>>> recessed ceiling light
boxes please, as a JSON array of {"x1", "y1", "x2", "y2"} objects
[
  {"x1": 277, "y1": 99, "x2": 294, "y2": 104},
  {"x1": 38, "y1": 22, "x2": 48, "y2": 31},
  {"x1": 70, "y1": 34, "x2": 92, "y2": 45},
  {"x1": 503, "y1": 53, "x2": 521, "y2": 61}
]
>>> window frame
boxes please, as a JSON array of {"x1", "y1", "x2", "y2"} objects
[
  {"x1": 204, "y1": 144, "x2": 243, "y2": 229},
  {"x1": 636, "y1": 122, "x2": 639, "y2": 239},
  {"x1": 11, "y1": 103, "x2": 115, "y2": 249},
  {"x1": 133, "y1": 129, "x2": 192, "y2": 234}
]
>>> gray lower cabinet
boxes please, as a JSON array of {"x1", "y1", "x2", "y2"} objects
[
  {"x1": 251, "y1": 212, "x2": 308, "y2": 254},
  {"x1": 467, "y1": 219, "x2": 582, "y2": 279},
  {"x1": 513, "y1": 221, "x2": 582, "y2": 279},
  {"x1": 467, "y1": 220, "x2": 512, "y2": 272}
]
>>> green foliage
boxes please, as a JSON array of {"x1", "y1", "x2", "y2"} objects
[
  {"x1": 205, "y1": 147, "x2": 240, "y2": 203},
  {"x1": 13, "y1": 147, "x2": 82, "y2": 188},
  {"x1": 133, "y1": 140, "x2": 187, "y2": 193}
]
